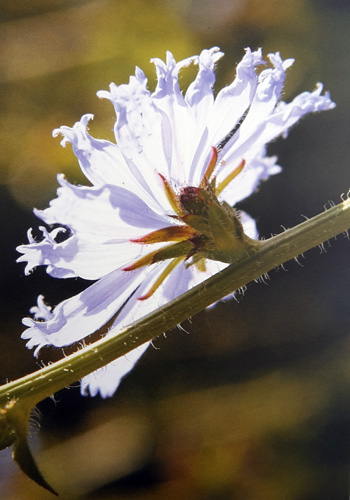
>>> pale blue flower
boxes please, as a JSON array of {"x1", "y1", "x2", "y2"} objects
[{"x1": 17, "y1": 48, "x2": 335, "y2": 397}]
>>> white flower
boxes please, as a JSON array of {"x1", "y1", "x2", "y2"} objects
[{"x1": 17, "y1": 47, "x2": 335, "y2": 398}]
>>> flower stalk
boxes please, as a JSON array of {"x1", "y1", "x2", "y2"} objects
[{"x1": 1, "y1": 197, "x2": 349, "y2": 409}]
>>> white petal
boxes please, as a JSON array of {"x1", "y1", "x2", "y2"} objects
[
  {"x1": 37, "y1": 176, "x2": 166, "y2": 237},
  {"x1": 209, "y1": 48, "x2": 264, "y2": 143},
  {"x1": 151, "y1": 52, "x2": 199, "y2": 184},
  {"x1": 185, "y1": 47, "x2": 224, "y2": 124},
  {"x1": 21, "y1": 267, "x2": 146, "y2": 356},
  {"x1": 53, "y1": 114, "x2": 132, "y2": 189},
  {"x1": 221, "y1": 63, "x2": 335, "y2": 172},
  {"x1": 253, "y1": 83, "x2": 336, "y2": 146},
  {"x1": 81, "y1": 342, "x2": 150, "y2": 398},
  {"x1": 30, "y1": 295, "x2": 54, "y2": 321},
  {"x1": 239, "y1": 210, "x2": 259, "y2": 240},
  {"x1": 80, "y1": 263, "x2": 173, "y2": 397},
  {"x1": 17, "y1": 177, "x2": 170, "y2": 280},
  {"x1": 98, "y1": 69, "x2": 173, "y2": 211},
  {"x1": 218, "y1": 150, "x2": 281, "y2": 206},
  {"x1": 17, "y1": 227, "x2": 148, "y2": 280},
  {"x1": 217, "y1": 52, "x2": 293, "y2": 164},
  {"x1": 189, "y1": 48, "x2": 264, "y2": 185},
  {"x1": 17, "y1": 226, "x2": 78, "y2": 278}
]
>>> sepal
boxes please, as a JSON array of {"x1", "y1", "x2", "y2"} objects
[{"x1": 0, "y1": 399, "x2": 58, "y2": 495}]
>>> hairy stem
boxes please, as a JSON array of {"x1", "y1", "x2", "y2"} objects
[{"x1": 1, "y1": 198, "x2": 350, "y2": 407}]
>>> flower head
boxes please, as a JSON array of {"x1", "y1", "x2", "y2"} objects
[{"x1": 17, "y1": 47, "x2": 335, "y2": 397}]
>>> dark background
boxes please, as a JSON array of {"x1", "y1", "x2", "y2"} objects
[{"x1": 0, "y1": 1, "x2": 350, "y2": 498}]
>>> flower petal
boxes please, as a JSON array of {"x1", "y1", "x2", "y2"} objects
[
  {"x1": 18, "y1": 46, "x2": 336, "y2": 400},
  {"x1": 17, "y1": 177, "x2": 170, "y2": 279},
  {"x1": 185, "y1": 47, "x2": 224, "y2": 124},
  {"x1": 151, "y1": 51, "x2": 199, "y2": 184},
  {"x1": 254, "y1": 82, "x2": 336, "y2": 146},
  {"x1": 188, "y1": 48, "x2": 265, "y2": 185},
  {"x1": 53, "y1": 114, "x2": 132, "y2": 189},
  {"x1": 98, "y1": 69, "x2": 174, "y2": 211},
  {"x1": 21, "y1": 267, "x2": 146, "y2": 356},
  {"x1": 209, "y1": 48, "x2": 264, "y2": 143},
  {"x1": 238, "y1": 210, "x2": 259, "y2": 240},
  {"x1": 218, "y1": 149, "x2": 281, "y2": 206},
  {"x1": 80, "y1": 342, "x2": 150, "y2": 398},
  {"x1": 38, "y1": 176, "x2": 167, "y2": 236},
  {"x1": 80, "y1": 262, "x2": 175, "y2": 397},
  {"x1": 221, "y1": 56, "x2": 335, "y2": 172}
]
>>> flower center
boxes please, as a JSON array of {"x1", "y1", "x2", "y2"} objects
[{"x1": 123, "y1": 147, "x2": 248, "y2": 299}]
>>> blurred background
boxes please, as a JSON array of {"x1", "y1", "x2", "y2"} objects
[{"x1": 0, "y1": 0, "x2": 350, "y2": 498}]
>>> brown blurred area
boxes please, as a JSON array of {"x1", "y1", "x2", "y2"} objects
[{"x1": 1, "y1": 0, "x2": 350, "y2": 498}]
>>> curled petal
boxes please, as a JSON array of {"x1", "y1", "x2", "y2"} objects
[
  {"x1": 151, "y1": 52, "x2": 200, "y2": 183},
  {"x1": 36, "y1": 176, "x2": 167, "y2": 237},
  {"x1": 185, "y1": 47, "x2": 224, "y2": 113},
  {"x1": 189, "y1": 48, "x2": 265, "y2": 185},
  {"x1": 209, "y1": 48, "x2": 264, "y2": 143},
  {"x1": 17, "y1": 227, "x2": 77, "y2": 278},
  {"x1": 17, "y1": 178, "x2": 171, "y2": 280},
  {"x1": 256, "y1": 53, "x2": 294, "y2": 106},
  {"x1": 30, "y1": 295, "x2": 53, "y2": 321},
  {"x1": 151, "y1": 51, "x2": 198, "y2": 100},
  {"x1": 219, "y1": 52, "x2": 294, "y2": 162},
  {"x1": 21, "y1": 268, "x2": 146, "y2": 356},
  {"x1": 222, "y1": 82, "x2": 335, "y2": 173},
  {"x1": 53, "y1": 114, "x2": 130, "y2": 188}
]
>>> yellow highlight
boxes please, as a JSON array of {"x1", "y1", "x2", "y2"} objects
[
  {"x1": 216, "y1": 159, "x2": 246, "y2": 194},
  {"x1": 138, "y1": 257, "x2": 183, "y2": 300},
  {"x1": 158, "y1": 174, "x2": 183, "y2": 216},
  {"x1": 130, "y1": 225, "x2": 197, "y2": 244},
  {"x1": 201, "y1": 146, "x2": 219, "y2": 186}
]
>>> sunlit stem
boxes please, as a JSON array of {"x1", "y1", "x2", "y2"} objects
[
  {"x1": 216, "y1": 159, "x2": 246, "y2": 194},
  {"x1": 1, "y1": 198, "x2": 350, "y2": 409}
]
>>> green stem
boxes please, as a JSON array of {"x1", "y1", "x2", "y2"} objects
[{"x1": 1, "y1": 198, "x2": 350, "y2": 407}]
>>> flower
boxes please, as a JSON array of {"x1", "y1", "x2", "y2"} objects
[{"x1": 17, "y1": 47, "x2": 335, "y2": 398}]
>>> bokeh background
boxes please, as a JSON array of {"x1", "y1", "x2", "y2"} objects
[{"x1": 1, "y1": 0, "x2": 350, "y2": 498}]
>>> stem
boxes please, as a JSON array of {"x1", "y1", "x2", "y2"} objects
[{"x1": 1, "y1": 198, "x2": 350, "y2": 407}]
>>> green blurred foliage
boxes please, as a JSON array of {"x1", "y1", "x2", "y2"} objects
[{"x1": 1, "y1": 0, "x2": 350, "y2": 498}]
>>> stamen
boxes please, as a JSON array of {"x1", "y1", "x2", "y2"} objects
[
  {"x1": 159, "y1": 173, "x2": 183, "y2": 216},
  {"x1": 137, "y1": 258, "x2": 183, "y2": 300},
  {"x1": 200, "y1": 146, "x2": 218, "y2": 186},
  {"x1": 216, "y1": 159, "x2": 245, "y2": 194}
]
